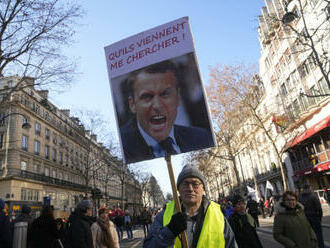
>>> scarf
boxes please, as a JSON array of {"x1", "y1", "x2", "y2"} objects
[{"x1": 97, "y1": 217, "x2": 115, "y2": 248}]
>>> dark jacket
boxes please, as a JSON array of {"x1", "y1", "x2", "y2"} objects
[
  {"x1": 298, "y1": 191, "x2": 322, "y2": 220},
  {"x1": 246, "y1": 199, "x2": 259, "y2": 216},
  {"x1": 65, "y1": 211, "x2": 93, "y2": 248},
  {"x1": 229, "y1": 212, "x2": 263, "y2": 248},
  {"x1": 28, "y1": 215, "x2": 59, "y2": 248},
  {"x1": 143, "y1": 197, "x2": 237, "y2": 248},
  {"x1": 120, "y1": 119, "x2": 214, "y2": 164},
  {"x1": 0, "y1": 211, "x2": 11, "y2": 248},
  {"x1": 273, "y1": 201, "x2": 317, "y2": 248}
]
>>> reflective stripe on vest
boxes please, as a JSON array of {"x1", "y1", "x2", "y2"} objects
[{"x1": 163, "y1": 200, "x2": 225, "y2": 248}]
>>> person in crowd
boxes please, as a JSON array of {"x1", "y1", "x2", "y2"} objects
[
  {"x1": 124, "y1": 210, "x2": 133, "y2": 239},
  {"x1": 91, "y1": 206, "x2": 119, "y2": 248},
  {"x1": 298, "y1": 184, "x2": 324, "y2": 248},
  {"x1": 258, "y1": 197, "x2": 265, "y2": 218},
  {"x1": 112, "y1": 210, "x2": 124, "y2": 241},
  {"x1": 273, "y1": 190, "x2": 317, "y2": 248},
  {"x1": 246, "y1": 195, "x2": 260, "y2": 227},
  {"x1": 144, "y1": 165, "x2": 237, "y2": 248},
  {"x1": 65, "y1": 199, "x2": 94, "y2": 248},
  {"x1": 28, "y1": 205, "x2": 59, "y2": 248},
  {"x1": 11, "y1": 204, "x2": 34, "y2": 248},
  {"x1": 229, "y1": 194, "x2": 263, "y2": 248},
  {"x1": 140, "y1": 207, "x2": 152, "y2": 238},
  {"x1": 120, "y1": 59, "x2": 214, "y2": 163},
  {"x1": 0, "y1": 198, "x2": 11, "y2": 248},
  {"x1": 224, "y1": 200, "x2": 234, "y2": 219},
  {"x1": 55, "y1": 218, "x2": 66, "y2": 247}
]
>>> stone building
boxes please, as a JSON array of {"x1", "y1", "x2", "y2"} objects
[{"x1": 0, "y1": 76, "x2": 141, "y2": 217}]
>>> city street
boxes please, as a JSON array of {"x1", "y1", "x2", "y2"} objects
[{"x1": 121, "y1": 205, "x2": 330, "y2": 248}]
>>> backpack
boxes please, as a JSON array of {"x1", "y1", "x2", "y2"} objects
[{"x1": 12, "y1": 221, "x2": 28, "y2": 248}]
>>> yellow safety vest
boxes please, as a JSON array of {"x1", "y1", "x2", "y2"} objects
[{"x1": 163, "y1": 200, "x2": 225, "y2": 248}]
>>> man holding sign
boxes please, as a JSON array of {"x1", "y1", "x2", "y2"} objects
[
  {"x1": 121, "y1": 59, "x2": 214, "y2": 164},
  {"x1": 143, "y1": 165, "x2": 237, "y2": 247}
]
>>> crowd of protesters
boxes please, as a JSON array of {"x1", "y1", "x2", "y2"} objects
[
  {"x1": 0, "y1": 197, "x2": 159, "y2": 248},
  {"x1": 0, "y1": 174, "x2": 328, "y2": 248}
]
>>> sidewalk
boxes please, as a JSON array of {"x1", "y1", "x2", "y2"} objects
[{"x1": 257, "y1": 204, "x2": 330, "y2": 247}]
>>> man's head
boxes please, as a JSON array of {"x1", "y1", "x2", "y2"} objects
[
  {"x1": 21, "y1": 204, "x2": 31, "y2": 215},
  {"x1": 98, "y1": 206, "x2": 109, "y2": 220},
  {"x1": 177, "y1": 165, "x2": 206, "y2": 207},
  {"x1": 232, "y1": 194, "x2": 246, "y2": 214},
  {"x1": 127, "y1": 60, "x2": 181, "y2": 142},
  {"x1": 76, "y1": 199, "x2": 93, "y2": 216}
]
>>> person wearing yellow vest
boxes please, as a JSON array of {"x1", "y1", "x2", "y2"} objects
[{"x1": 143, "y1": 165, "x2": 238, "y2": 248}]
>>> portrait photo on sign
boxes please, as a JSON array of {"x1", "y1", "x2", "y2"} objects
[{"x1": 111, "y1": 52, "x2": 215, "y2": 164}]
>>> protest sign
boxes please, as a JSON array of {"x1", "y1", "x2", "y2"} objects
[{"x1": 105, "y1": 17, "x2": 215, "y2": 164}]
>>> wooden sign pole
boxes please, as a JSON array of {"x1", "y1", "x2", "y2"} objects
[{"x1": 165, "y1": 155, "x2": 189, "y2": 248}]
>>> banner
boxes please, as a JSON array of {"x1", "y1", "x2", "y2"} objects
[
  {"x1": 104, "y1": 17, "x2": 216, "y2": 164},
  {"x1": 266, "y1": 180, "x2": 274, "y2": 191}
]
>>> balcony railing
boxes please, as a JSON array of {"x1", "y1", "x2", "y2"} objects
[
  {"x1": 8, "y1": 169, "x2": 90, "y2": 191},
  {"x1": 256, "y1": 167, "x2": 281, "y2": 182}
]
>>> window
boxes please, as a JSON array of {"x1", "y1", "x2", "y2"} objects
[
  {"x1": 21, "y1": 189, "x2": 27, "y2": 200},
  {"x1": 52, "y1": 148, "x2": 57, "y2": 161},
  {"x1": 314, "y1": 136, "x2": 324, "y2": 153},
  {"x1": 8, "y1": 80, "x2": 13, "y2": 88},
  {"x1": 21, "y1": 161, "x2": 27, "y2": 170},
  {"x1": 33, "y1": 164, "x2": 40, "y2": 173},
  {"x1": 0, "y1": 133, "x2": 3, "y2": 148},
  {"x1": 53, "y1": 133, "x2": 57, "y2": 144},
  {"x1": 52, "y1": 170, "x2": 56, "y2": 178},
  {"x1": 280, "y1": 83, "x2": 288, "y2": 96},
  {"x1": 293, "y1": 99, "x2": 301, "y2": 115},
  {"x1": 45, "y1": 145, "x2": 49, "y2": 159},
  {"x1": 45, "y1": 128, "x2": 50, "y2": 139},
  {"x1": 45, "y1": 167, "x2": 49, "y2": 176},
  {"x1": 22, "y1": 116, "x2": 28, "y2": 125},
  {"x1": 22, "y1": 135, "x2": 28, "y2": 150},
  {"x1": 33, "y1": 190, "x2": 39, "y2": 201},
  {"x1": 28, "y1": 190, "x2": 33, "y2": 201},
  {"x1": 35, "y1": 122, "x2": 41, "y2": 135},
  {"x1": 0, "y1": 159, "x2": 2, "y2": 170},
  {"x1": 34, "y1": 140, "x2": 40, "y2": 155},
  {"x1": 59, "y1": 152, "x2": 63, "y2": 164},
  {"x1": 318, "y1": 78, "x2": 330, "y2": 95},
  {"x1": 323, "y1": 131, "x2": 330, "y2": 149}
]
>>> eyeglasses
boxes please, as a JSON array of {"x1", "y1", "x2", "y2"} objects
[{"x1": 181, "y1": 181, "x2": 202, "y2": 189}]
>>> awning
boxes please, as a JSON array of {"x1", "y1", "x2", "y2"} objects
[
  {"x1": 285, "y1": 115, "x2": 330, "y2": 150},
  {"x1": 294, "y1": 161, "x2": 330, "y2": 177}
]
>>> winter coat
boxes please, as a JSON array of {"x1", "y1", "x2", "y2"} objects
[
  {"x1": 298, "y1": 191, "x2": 322, "y2": 220},
  {"x1": 91, "y1": 219, "x2": 119, "y2": 248},
  {"x1": 273, "y1": 201, "x2": 317, "y2": 248},
  {"x1": 28, "y1": 215, "x2": 59, "y2": 248},
  {"x1": 229, "y1": 212, "x2": 263, "y2": 248},
  {"x1": 246, "y1": 199, "x2": 259, "y2": 216},
  {"x1": 143, "y1": 197, "x2": 237, "y2": 248},
  {"x1": 0, "y1": 211, "x2": 11, "y2": 248},
  {"x1": 65, "y1": 211, "x2": 93, "y2": 248}
]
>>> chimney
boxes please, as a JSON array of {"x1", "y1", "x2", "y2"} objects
[
  {"x1": 37, "y1": 90, "x2": 49, "y2": 99},
  {"x1": 61, "y1": 109, "x2": 70, "y2": 117},
  {"x1": 91, "y1": 134, "x2": 97, "y2": 141}
]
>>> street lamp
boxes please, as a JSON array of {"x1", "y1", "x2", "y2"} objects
[{"x1": 1, "y1": 112, "x2": 31, "y2": 178}]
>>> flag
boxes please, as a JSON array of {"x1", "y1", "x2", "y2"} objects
[
  {"x1": 247, "y1": 186, "x2": 259, "y2": 202},
  {"x1": 266, "y1": 180, "x2": 274, "y2": 191}
]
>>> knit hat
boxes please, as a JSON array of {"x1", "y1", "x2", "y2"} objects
[
  {"x1": 76, "y1": 199, "x2": 93, "y2": 213},
  {"x1": 177, "y1": 165, "x2": 206, "y2": 188},
  {"x1": 21, "y1": 204, "x2": 32, "y2": 214},
  {"x1": 0, "y1": 198, "x2": 5, "y2": 210},
  {"x1": 231, "y1": 194, "x2": 245, "y2": 206}
]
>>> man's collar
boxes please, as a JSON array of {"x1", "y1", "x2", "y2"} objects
[{"x1": 137, "y1": 122, "x2": 179, "y2": 152}]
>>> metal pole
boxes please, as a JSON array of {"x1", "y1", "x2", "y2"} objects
[{"x1": 165, "y1": 155, "x2": 189, "y2": 248}]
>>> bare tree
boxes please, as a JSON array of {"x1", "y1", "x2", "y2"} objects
[{"x1": 0, "y1": 0, "x2": 83, "y2": 90}]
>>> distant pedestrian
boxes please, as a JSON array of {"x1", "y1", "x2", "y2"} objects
[
  {"x1": 124, "y1": 210, "x2": 133, "y2": 239},
  {"x1": 258, "y1": 197, "x2": 265, "y2": 218},
  {"x1": 298, "y1": 184, "x2": 324, "y2": 248},
  {"x1": 273, "y1": 190, "x2": 317, "y2": 248},
  {"x1": 229, "y1": 194, "x2": 263, "y2": 248},
  {"x1": 246, "y1": 196, "x2": 260, "y2": 227},
  {"x1": 28, "y1": 205, "x2": 60, "y2": 248},
  {"x1": 65, "y1": 199, "x2": 94, "y2": 248},
  {"x1": 91, "y1": 206, "x2": 119, "y2": 248},
  {"x1": 0, "y1": 198, "x2": 11, "y2": 248},
  {"x1": 113, "y1": 210, "x2": 124, "y2": 241},
  {"x1": 11, "y1": 204, "x2": 34, "y2": 248},
  {"x1": 140, "y1": 207, "x2": 151, "y2": 238}
]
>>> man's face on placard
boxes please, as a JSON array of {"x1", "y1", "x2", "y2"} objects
[{"x1": 128, "y1": 70, "x2": 180, "y2": 142}]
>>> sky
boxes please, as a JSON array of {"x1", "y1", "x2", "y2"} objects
[{"x1": 50, "y1": 0, "x2": 267, "y2": 196}]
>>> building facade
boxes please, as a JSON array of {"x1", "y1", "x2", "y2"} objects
[{"x1": 0, "y1": 76, "x2": 141, "y2": 217}]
